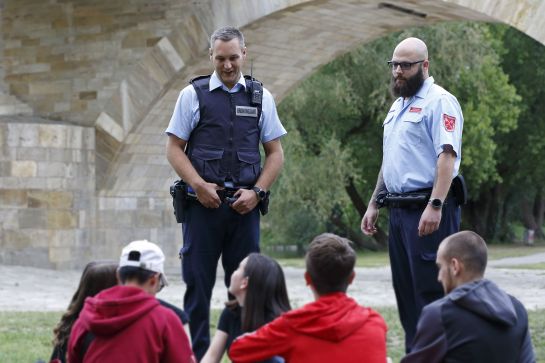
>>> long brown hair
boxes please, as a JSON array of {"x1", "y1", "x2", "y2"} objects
[
  {"x1": 52, "y1": 261, "x2": 118, "y2": 348},
  {"x1": 241, "y1": 253, "x2": 291, "y2": 332}
]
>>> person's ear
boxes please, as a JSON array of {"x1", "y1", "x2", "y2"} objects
[
  {"x1": 347, "y1": 270, "x2": 356, "y2": 285},
  {"x1": 450, "y1": 258, "x2": 461, "y2": 276},
  {"x1": 304, "y1": 271, "x2": 312, "y2": 286},
  {"x1": 209, "y1": 48, "x2": 213, "y2": 60},
  {"x1": 240, "y1": 276, "x2": 249, "y2": 291},
  {"x1": 242, "y1": 47, "x2": 247, "y2": 60}
]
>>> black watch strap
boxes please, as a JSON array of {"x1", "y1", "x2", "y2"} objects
[{"x1": 252, "y1": 186, "x2": 267, "y2": 201}]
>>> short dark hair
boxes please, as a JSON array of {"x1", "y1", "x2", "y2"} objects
[
  {"x1": 210, "y1": 26, "x2": 245, "y2": 48},
  {"x1": 442, "y1": 230, "x2": 488, "y2": 277},
  {"x1": 118, "y1": 266, "x2": 156, "y2": 285},
  {"x1": 305, "y1": 233, "x2": 356, "y2": 295}
]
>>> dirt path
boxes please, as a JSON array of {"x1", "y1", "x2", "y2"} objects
[{"x1": 1, "y1": 253, "x2": 544, "y2": 312}]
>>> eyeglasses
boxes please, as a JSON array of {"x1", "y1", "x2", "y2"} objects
[
  {"x1": 387, "y1": 60, "x2": 425, "y2": 71},
  {"x1": 157, "y1": 274, "x2": 165, "y2": 293}
]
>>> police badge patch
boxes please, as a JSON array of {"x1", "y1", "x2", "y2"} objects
[
  {"x1": 236, "y1": 106, "x2": 258, "y2": 117},
  {"x1": 443, "y1": 114, "x2": 456, "y2": 132}
]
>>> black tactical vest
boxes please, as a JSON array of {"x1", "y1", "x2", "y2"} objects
[{"x1": 187, "y1": 75, "x2": 262, "y2": 186}]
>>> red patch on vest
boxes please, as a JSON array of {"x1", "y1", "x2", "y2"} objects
[
  {"x1": 443, "y1": 114, "x2": 456, "y2": 132},
  {"x1": 409, "y1": 107, "x2": 422, "y2": 113}
]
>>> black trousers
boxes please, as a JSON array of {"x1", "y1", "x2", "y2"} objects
[
  {"x1": 180, "y1": 200, "x2": 260, "y2": 360},
  {"x1": 388, "y1": 197, "x2": 461, "y2": 353}
]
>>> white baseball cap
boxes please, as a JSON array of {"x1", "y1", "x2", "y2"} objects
[{"x1": 119, "y1": 240, "x2": 168, "y2": 287}]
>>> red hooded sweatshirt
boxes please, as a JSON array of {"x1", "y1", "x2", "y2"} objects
[
  {"x1": 229, "y1": 292, "x2": 387, "y2": 363},
  {"x1": 67, "y1": 285, "x2": 195, "y2": 363}
]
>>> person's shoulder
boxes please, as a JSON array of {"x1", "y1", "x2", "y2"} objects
[
  {"x1": 423, "y1": 295, "x2": 450, "y2": 316},
  {"x1": 153, "y1": 302, "x2": 184, "y2": 325},
  {"x1": 158, "y1": 299, "x2": 189, "y2": 324},
  {"x1": 190, "y1": 74, "x2": 212, "y2": 84},
  {"x1": 507, "y1": 294, "x2": 530, "y2": 318},
  {"x1": 427, "y1": 83, "x2": 459, "y2": 103}
]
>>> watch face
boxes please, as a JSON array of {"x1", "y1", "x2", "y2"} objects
[
  {"x1": 258, "y1": 190, "x2": 266, "y2": 199},
  {"x1": 431, "y1": 199, "x2": 442, "y2": 208}
]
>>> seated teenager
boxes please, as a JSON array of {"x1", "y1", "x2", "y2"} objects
[
  {"x1": 230, "y1": 233, "x2": 388, "y2": 363},
  {"x1": 202, "y1": 253, "x2": 291, "y2": 363},
  {"x1": 67, "y1": 240, "x2": 195, "y2": 363},
  {"x1": 51, "y1": 261, "x2": 118, "y2": 363}
]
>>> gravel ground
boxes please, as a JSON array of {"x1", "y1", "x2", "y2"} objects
[{"x1": 1, "y1": 253, "x2": 544, "y2": 312}]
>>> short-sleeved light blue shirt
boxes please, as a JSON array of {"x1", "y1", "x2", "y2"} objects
[
  {"x1": 165, "y1": 72, "x2": 287, "y2": 143},
  {"x1": 382, "y1": 77, "x2": 463, "y2": 193}
]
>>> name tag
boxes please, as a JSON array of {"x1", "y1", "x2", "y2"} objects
[{"x1": 236, "y1": 106, "x2": 258, "y2": 117}]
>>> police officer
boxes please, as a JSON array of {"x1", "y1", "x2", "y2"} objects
[
  {"x1": 165, "y1": 26, "x2": 286, "y2": 360},
  {"x1": 361, "y1": 37, "x2": 463, "y2": 352}
]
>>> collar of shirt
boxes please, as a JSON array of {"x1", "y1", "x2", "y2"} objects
[
  {"x1": 414, "y1": 76, "x2": 435, "y2": 99},
  {"x1": 209, "y1": 71, "x2": 247, "y2": 93}
]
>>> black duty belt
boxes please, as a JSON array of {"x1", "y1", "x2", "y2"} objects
[
  {"x1": 376, "y1": 175, "x2": 468, "y2": 209},
  {"x1": 377, "y1": 190, "x2": 432, "y2": 209}
]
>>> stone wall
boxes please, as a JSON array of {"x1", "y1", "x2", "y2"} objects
[{"x1": 0, "y1": 117, "x2": 95, "y2": 268}]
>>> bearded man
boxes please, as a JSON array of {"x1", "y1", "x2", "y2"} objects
[{"x1": 360, "y1": 37, "x2": 464, "y2": 352}]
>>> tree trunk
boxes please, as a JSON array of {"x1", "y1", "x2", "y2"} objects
[
  {"x1": 533, "y1": 190, "x2": 545, "y2": 239},
  {"x1": 345, "y1": 178, "x2": 388, "y2": 247}
]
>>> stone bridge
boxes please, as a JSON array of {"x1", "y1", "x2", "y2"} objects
[{"x1": 1, "y1": 0, "x2": 544, "y2": 268}]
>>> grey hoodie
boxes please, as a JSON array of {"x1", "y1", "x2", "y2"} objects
[{"x1": 402, "y1": 279, "x2": 536, "y2": 363}]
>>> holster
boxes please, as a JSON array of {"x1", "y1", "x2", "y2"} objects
[
  {"x1": 451, "y1": 174, "x2": 468, "y2": 205},
  {"x1": 170, "y1": 180, "x2": 188, "y2": 223},
  {"x1": 259, "y1": 195, "x2": 270, "y2": 216}
]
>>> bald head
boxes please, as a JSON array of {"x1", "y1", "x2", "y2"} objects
[
  {"x1": 393, "y1": 37, "x2": 428, "y2": 61},
  {"x1": 439, "y1": 231, "x2": 488, "y2": 278}
]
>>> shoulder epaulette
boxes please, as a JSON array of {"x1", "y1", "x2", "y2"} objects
[{"x1": 190, "y1": 75, "x2": 211, "y2": 86}]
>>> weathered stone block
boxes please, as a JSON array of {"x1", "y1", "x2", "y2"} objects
[
  {"x1": 135, "y1": 210, "x2": 163, "y2": 227},
  {"x1": 11, "y1": 160, "x2": 37, "y2": 177},
  {"x1": 18, "y1": 209, "x2": 47, "y2": 229},
  {"x1": 0, "y1": 189, "x2": 27, "y2": 207},
  {"x1": 46, "y1": 210, "x2": 77, "y2": 229},
  {"x1": 27, "y1": 190, "x2": 73, "y2": 209},
  {"x1": 38, "y1": 125, "x2": 67, "y2": 148},
  {"x1": 0, "y1": 209, "x2": 19, "y2": 229}
]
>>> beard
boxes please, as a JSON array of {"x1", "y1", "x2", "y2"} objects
[{"x1": 390, "y1": 65, "x2": 424, "y2": 98}]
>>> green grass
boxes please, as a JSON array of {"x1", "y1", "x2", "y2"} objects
[
  {"x1": 2, "y1": 308, "x2": 543, "y2": 363},
  {"x1": 278, "y1": 243, "x2": 545, "y2": 269},
  {"x1": 487, "y1": 244, "x2": 545, "y2": 261},
  {"x1": 0, "y1": 311, "x2": 62, "y2": 363},
  {"x1": 499, "y1": 263, "x2": 545, "y2": 270},
  {"x1": 278, "y1": 250, "x2": 390, "y2": 268}
]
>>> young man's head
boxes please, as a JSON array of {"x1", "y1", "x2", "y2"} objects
[
  {"x1": 118, "y1": 240, "x2": 168, "y2": 296},
  {"x1": 436, "y1": 230, "x2": 488, "y2": 294},
  {"x1": 209, "y1": 26, "x2": 247, "y2": 89},
  {"x1": 305, "y1": 233, "x2": 356, "y2": 297}
]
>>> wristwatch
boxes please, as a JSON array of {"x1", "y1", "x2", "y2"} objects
[
  {"x1": 252, "y1": 186, "x2": 267, "y2": 201},
  {"x1": 428, "y1": 198, "x2": 443, "y2": 209}
]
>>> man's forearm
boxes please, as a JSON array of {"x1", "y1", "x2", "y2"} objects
[
  {"x1": 255, "y1": 140, "x2": 284, "y2": 190},
  {"x1": 431, "y1": 149, "x2": 456, "y2": 201},
  {"x1": 369, "y1": 167, "x2": 386, "y2": 205}
]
